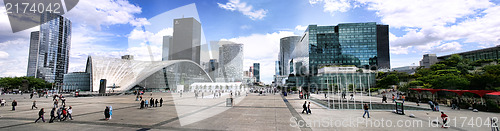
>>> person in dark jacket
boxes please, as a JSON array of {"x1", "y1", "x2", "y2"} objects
[
  {"x1": 140, "y1": 100, "x2": 144, "y2": 109},
  {"x1": 155, "y1": 99, "x2": 159, "y2": 107},
  {"x1": 160, "y1": 98, "x2": 163, "y2": 107},
  {"x1": 150, "y1": 98, "x2": 154, "y2": 107},
  {"x1": 35, "y1": 108, "x2": 45, "y2": 123},
  {"x1": 49, "y1": 108, "x2": 56, "y2": 123},
  {"x1": 301, "y1": 101, "x2": 307, "y2": 114},
  {"x1": 104, "y1": 106, "x2": 110, "y2": 120},
  {"x1": 11, "y1": 100, "x2": 17, "y2": 111}
]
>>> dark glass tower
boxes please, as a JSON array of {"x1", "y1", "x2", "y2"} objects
[
  {"x1": 27, "y1": 31, "x2": 40, "y2": 77},
  {"x1": 253, "y1": 63, "x2": 260, "y2": 82},
  {"x1": 31, "y1": 13, "x2": 71, "y2": 83},
  {"x1": 305, "y1": 22, "x2": 390, "y2": 75}
]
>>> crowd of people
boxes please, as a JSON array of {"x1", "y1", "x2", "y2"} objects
[{"x1": 140, "y1": 97, "x2": 163, "y2": 109}]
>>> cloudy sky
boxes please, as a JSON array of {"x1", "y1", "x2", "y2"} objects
[{"x1": 1, "y1": 0, "x2": 500, "y2": 84}]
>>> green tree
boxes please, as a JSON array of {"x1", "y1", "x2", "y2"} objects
[{"x1": 376, "y1": 74, "x2": 399, "y2": 89}]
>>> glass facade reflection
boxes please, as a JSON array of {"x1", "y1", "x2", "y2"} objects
[
  {"x1": 33, "y1": 13, "x2": 71, "y2": 83},
  {"x1": 281, "y1": 22, "x2": 389, "y2": 91},
  {"x1": 62, "y1": 72, "x2": 91, "y2": 91}
]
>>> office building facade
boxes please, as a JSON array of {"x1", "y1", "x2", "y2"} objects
[
  {"x1": 27, "y1": 31, "x2": 40, "y2": 77},
  {"x1": 162, "y1": 36, "x2": 172, "y2": 61},
  {"x1": 62, "y1": 72, "x2": 91, "y2": 91},
  {"x1": 28, "y1": 13, "x2": 71, "y2": 83},
  {"x1": 253, "y1": 63, "x2": 260, "y2": 82},
  {"x1": 281, "y1": 22, "x2": 389, "y2": 91},
  {"x1": 438, "y1": 45, "x2": 500, "y2": 62},
  {"x1": 420, "y1": 54, "x2": 438, "y2": 68},
  {"x1": 219, "y1": 44, "x2": 244, "y2": 82},
  {"x1": 169, "y1": 18, "x2": 201, "y2": 64}
]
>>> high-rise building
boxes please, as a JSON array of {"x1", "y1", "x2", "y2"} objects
[
  {"x1": 253, "y1": 63, "x2": 260, "y2": 82},
  {"x1": 420, "y1": 54, "x2": 438, "y2": 68},
  {"x1": 302, "y1": 23, "x2": 390, "y2": 75},
  {"x1": 28, "y1": 13, "x2": 71, "y2": 83},
  {"x1": 219, "y1": 43, "x2": 244, "y2": 82},
  {"x1": 280, "y1": 22, "x2": 389, "y2": 91},
  {"x1": 169, "y1": 17, "x2": 201, "y2": 64},
  {"x1": 278, "y1": 36, "x2": 301, "y2": 76},
  {"x1": 27, "y1": 31, "x2": 40, "y2": 77},
  {"x1": 162, "y1": 36, "x2": 172, "y2": 61}
]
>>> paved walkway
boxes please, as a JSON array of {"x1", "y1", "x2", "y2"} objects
[{"x1": 0, "y1": 93, "x2": 497, "y2": 131}]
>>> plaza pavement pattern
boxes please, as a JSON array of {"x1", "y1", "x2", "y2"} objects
[{"x1": 0, "y1": 92, "x2": 498, "y2": 131}]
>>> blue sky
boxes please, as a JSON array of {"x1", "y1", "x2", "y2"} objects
[{"x1": 1, "y1": 0, "x2": 500, "y2": 84}]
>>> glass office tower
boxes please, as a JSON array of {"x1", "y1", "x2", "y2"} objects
[
  {"x1": 27, "y1": 31, "x2": 40, "y2": 77},
  {"x1": 284, "y1": 22, "x2": 389, "y2": 91},
  {"x1": 32, "y1": 13, "x2": 71, "y2": 83}
]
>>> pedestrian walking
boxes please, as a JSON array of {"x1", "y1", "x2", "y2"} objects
[
  {"x1": 140, "y1": 100, "x2": 145, "y2": 109},
  {"x1": 441, "y1": 112, "x2": 448, "y2": 128},
  {"x1": 150, "y1": 98, "x2": 154, "y2": 107},
  {"x1": 57, "y1": 107, "x2": 62, "y2": 121},
  {"x1": 109, "y1": 106, "x2": 113, "y2": 119},
  {"x1": 32, "y1": 100, "x2": 38, "y2": 109},
  {"x1": 160, "y1": 98, "x2": 163, "y2": 107},
  {"x1": 61, "y1": 107, "x2": 67, "y2": 121},
  {"x1": 307, "y1": 102, "x2": 311, "y2": 114},
  {"x1": 53, "y1": 100, "x2": 58, "y2": 108},
  {"x1": 145, "y1": 100, "x2": 149, "y2": 108},
  {"x1": 104, "y1": 106, "x2": 110, "y2": 120},
  {"x1": 363, "y1": 104, "x2": 370, "y2": 118},
  {"x1": 67, "y1": 106, "x2": 73, "y2": 120},
  {"x1": 11, "y1": 100, "x2": 17, "y2": 111},
  {"x1": 61, "y1": 97, "x2": 66, "y2": 106},
  {"x1": 155, "y1": 99, "x2": 158, "y2": 107},
  {"x1": 402, "y1": 95, "x2": 406, "y2": 103},
  {"x1": 350, "y1": 94, "x2": 354, "y2": 100},
  {"x1": 30, "y1": 93, "x2": 34, "y2": 99},
  {"x1": 382, "y1": 95, "x2": 387, "y2": 103},
  {"x1": 35, "y1": 108, "x2": 45, "y2": 123},
  {"x1": 49, "y1": 108, "x2": 56, "y2": 123},
  {"x1": 301, "y1": 101, "x2": 307, "y2": 114}
]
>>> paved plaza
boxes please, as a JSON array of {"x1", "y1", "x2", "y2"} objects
[{"x1": 0, "y1": 92, "x2": 498, "y2": 131}]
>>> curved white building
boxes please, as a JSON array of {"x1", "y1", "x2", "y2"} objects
[{"x1": 86, "y1": 56, "x2": 213, "y2": 92}]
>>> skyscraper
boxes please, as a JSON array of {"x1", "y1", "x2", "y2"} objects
[
  {"x1": 169, "y1": 17, "x2": 201, "y2": 64},
  {"x1": 219, "y1": 43, "x2": 244, "y2": 82},
  {"x1": 162, "y1": 36, "x2": 172, "y2": 61},
  {"x1": 253, "y1": 63, "x2": 260, "y2": 82},
  {"x1": 29, "y1": 13, "x2": 71, "y2": 83},
  {"x1": 27, "y1": 31, "x2": 39, "y2": 77},
  {"x1": 278, "y1": 36, "x2": 301, "y2": 76}
]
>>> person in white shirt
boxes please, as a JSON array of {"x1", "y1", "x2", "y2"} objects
[{"x1": 67, "y1": 106, "x2": 73, "y2": 120}]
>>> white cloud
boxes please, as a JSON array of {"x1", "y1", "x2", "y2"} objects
[
  {"x1": 312, "y1": 0, "x2": 500, "y2": 55},
  {"x1": 127, "y1": 27, "x2": 173, "y2": 61},
  {"x1": 0, "y1": 39, "x2": 30, "y2": 77},
  {"x1": 217, "y1": 0, "x2": 268, "y2": 20},
  {"x1": 295, "y1": 25, "x2": 307, "y2": 31},
  {"x1": 0, "y1": 51, "x2": 8, "y2": 59},
  {"x1": 309, "y1": 0, "x2": 357, "y2": 13},
  {"x1": 431, "y1": 42, "x2": 463, "y2": 53},
  {"x1": 130, "y1": 18, "x2": 151, "y2": 27},
  {"x1": 221, "y1": 31, "x2": 296, "y2": 83},
  {"x1": 64, "y1": 0, "x2": 144, "y2": 30}
]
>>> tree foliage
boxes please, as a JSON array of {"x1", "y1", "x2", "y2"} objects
[{"x1": 0, "y1": 76, "x2": 51, "y2": 90}]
